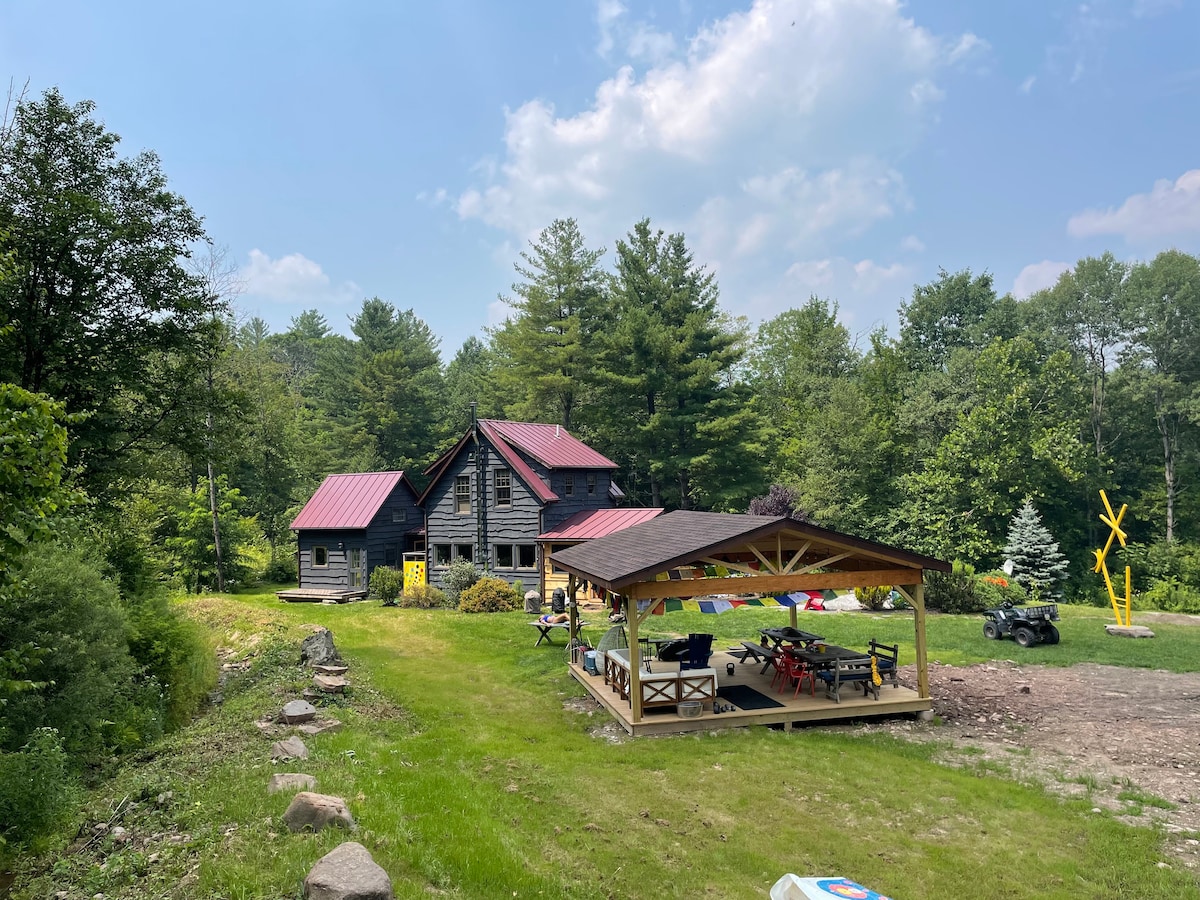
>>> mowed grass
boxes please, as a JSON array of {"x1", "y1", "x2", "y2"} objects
[{"x1": 16, "y1": 592, "x2": 1198, "y2": 900}]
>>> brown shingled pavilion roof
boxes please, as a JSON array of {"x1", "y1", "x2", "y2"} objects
[{"x1": 548, "y1": 510, "x2": 949, "y2": 595}]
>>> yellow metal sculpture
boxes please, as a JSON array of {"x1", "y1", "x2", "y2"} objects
[{"x1": 1092, "y1": 490, "x2": 1132, "y2": 626}]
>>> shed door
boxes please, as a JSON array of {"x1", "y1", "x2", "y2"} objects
[{"x1": 349, "y1": 548, "x2": 365, "y2": 588}]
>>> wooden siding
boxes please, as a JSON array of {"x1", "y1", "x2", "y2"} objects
[
  {"x1": 542, "y1": 470, "x2": 614, "y2": 532},
  {"x1": 365, "y1": 479, "x2": 422, "y2": 571},
  {"x1": 297, "y1": 531, "x2": 361, "y2": 589},
  {"x1": 424, "y1": 434, "x2": 548, "y2": 589}
]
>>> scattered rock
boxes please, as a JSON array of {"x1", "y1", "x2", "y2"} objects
[
  {"x1": 303, "y1": 688, "x2": 322, "y2": 701},
  {"x1": 110, "y1": 826, "x2": 130, "y2": 844},
  {"x1": 313, "y1": 674, "x2": 348, "y2": 694},
  {"x1": 313, "y1": 664, "x2": 349, "y2": 676},
  {"x1": 283, "y1": 792, "x2": 355, "y2": 833},
  {"x1": 303, "y1": 841, "x2": 392, "y2": 900},
  {"x1": 1019, "y1": 685, "x2": 1031, "y2": 694},
  {"x1": 207, "y1": 690, "x2": 224, "y2": 705},
  {"x1": 298, "y1": 718, "x2": 343, "y2": 736},
  {"x1": 271, "y1": 736, "x2": 309, "y2": 761},
  {"x1": 301, "y1": 629, "x2": 342, "y2": 667},
  {"x1": 1106, "y1": 624, "x2": 1156, "y2": 638},
  {"x1": 281, "y1": 700, "x2": 317, "y2": 724},
  {"x1": 269, "y1": 773, "x2": 317, "y2": 795}
]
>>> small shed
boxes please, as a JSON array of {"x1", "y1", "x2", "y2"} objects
[
  {"x1": 549, "y1": 511, "x2": 950, "y2": 730},
  {"x1": 283, "y1": 471, "x2": 422, "y2": 602}
]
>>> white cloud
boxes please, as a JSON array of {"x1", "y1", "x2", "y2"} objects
[
  {"x1": 595, "y1": 0, "x2": 626, "y2": 57},
  {"x1": 1013, "y1": 260, "x2": 1071, "y2": 299},
  {"x1": 1067, "y1": 169, "x2": 1200, "y2": 241},
  {"x1": 946, "y1": 32, "x2": 987, "y2": 65},
  {"x1": 900, "y1": 234, "x2": 925, "y2": 252},
  {"x1": 241, "y1": 249, "x2": 360, "y2": 306},
  {"x1": 1019, "y1": 75, "x2": 1036, "y2": 94},
  {"x1": 786, "y1": 256, "x2": 912, "y2": 298}
]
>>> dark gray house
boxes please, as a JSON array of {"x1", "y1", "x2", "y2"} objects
[
  {"x1": 286, "y1": 471, "x2": 422, "y2": 600},
  {"x1": 418, "y1": 419, "x2": 622, "y2": 593}
]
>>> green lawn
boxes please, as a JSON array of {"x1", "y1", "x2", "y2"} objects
[{"x1": 13, "y1": 593, "x2": 1198, "y2": 899}]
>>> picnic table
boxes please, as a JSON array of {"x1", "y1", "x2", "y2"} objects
[
  {"x1": 528, "y1": 619, "x2": 589, "y2": 646},
  {"x1": 785, "y1": 643, "x2": 868, "y2": 670},
  {"x1": 760, "y1": 627, "x2": 824, "y2": 651}
]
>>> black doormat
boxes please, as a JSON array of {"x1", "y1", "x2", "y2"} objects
[{"x1": 717, "y1": 684, "x2": 784, "y2": 710}]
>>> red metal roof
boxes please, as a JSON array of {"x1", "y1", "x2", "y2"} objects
[
  {"x1": 538, "y1": 507, "x2": 665, "y2": 541},
  {"x1": 478, "y1": 421, "x2": 559, "y2": 503},
  {"x1": 291, "y1": 472, "x2": 413, "y2": 530},
  {"x1": 483, "y1": 419, "x2": 616, "y2": 469}
]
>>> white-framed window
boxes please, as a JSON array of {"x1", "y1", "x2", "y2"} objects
[
  {"x1": 349, "y1": 548, "x2": 364, "y2": 588},
  {"x1": 454, "y1": 544, "x2": 474, "y2": 562},
  {"x1": 495, "y1": 544, "x2": 514, "y2": 569},
  {"x1": 517, "y1": 544, "x2": 537, "y2": 570},
  {"x1": 455, "y1": 475, "x2": 471, "y2": 514},
  {"x1": 495, "y1": 468, "x2": 511, "y2": 507},
  {"x1": 586, "y1": 473, "x2": 596, "y2": 495},
  {"x1": 313, "y1": 546, "x2": 329, "y2": 568},
  {"x1": 434, "y1": 544, "x2": 452, "y2": 567},
  {"x1": 564, "y1": 473, "x2": 575, "y2": 496}
]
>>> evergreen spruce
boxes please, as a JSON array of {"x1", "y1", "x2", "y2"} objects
[{"x1": 1003, "y1": 499, "x2": 1070, "y2": 600}]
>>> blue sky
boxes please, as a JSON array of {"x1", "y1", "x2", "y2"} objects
[{"x1": 3, "y1": 0, "x2": 1198, "y2": 356}]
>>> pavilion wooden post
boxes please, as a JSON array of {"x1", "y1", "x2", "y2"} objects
[
  {"x1": 567, "y1": 574, "x2": 578, "y2": 644},
  {"x1": 911, "y1": 581, "x2": 930, "y2": 699},
  {"x1": 625, "y1": 594, "x2": 643, "y2": 722}
]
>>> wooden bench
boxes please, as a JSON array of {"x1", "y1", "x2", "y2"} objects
[
  {"x1": 868, "y1": 639, "x2": 899, "y2": 689},
  {"x1": 736, "y1": 640, "x2": 782, "y2": 675},
  {"x1": 816, "y1": 656, "x2": 879, "y2": 703}
]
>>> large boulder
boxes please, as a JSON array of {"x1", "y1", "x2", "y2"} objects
[
  {"x1": 303, "y1": 842, "x2": 392, "y2": 900},
  {"x1": 301, "y1": 629, "x2": 342, "y2": 668},
  {"x1": 283, "y1": 792, "x2": 354, "y2": 833},
  {"x1": 282, "y1": 700, "x2": 318, "y2": 723},
  {"x1": 268, "y1": 773, "x2": 317, "y2": 795}
]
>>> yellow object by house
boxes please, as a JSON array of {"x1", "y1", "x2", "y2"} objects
[{"x1": 403, "y1": 553, "x2": 426, "y2": 593}]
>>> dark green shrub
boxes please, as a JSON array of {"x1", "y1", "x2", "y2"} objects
[
  {"x1": 441, "y1": 559, "x2": 479, "y2": 602},
  {"x1": 973, "y1": 571, "x2": 1027, "y2": 609},
  {"x1": 925, "y1": 561, "x2": 986, "y2": 614},
  {"x1": 1, "y1": 541, "x2": 149, "y2": 760},
  {"x1": 369, "y1": 566, "x2": 404, "y2": 606},
  {"x1": 399, "y1": 583, "x2": 449, "y2": 609},
  {"x1": 125, "y1": 593, "x2": 215, "y2": 729},
  {"x1": 262, "y1": 552, "x2": 297, "y2": 584},
  {"x1": 458, "y1": 577, "x2": 519, "y2": 613},
  {"x1": 0, "y1": 727, "x2": 78, "y2": 845},
  {"x1": 1140, "y1": 578, "x2": 1200, "y2": 614}
]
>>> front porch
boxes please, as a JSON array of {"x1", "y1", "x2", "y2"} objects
[{"x1": 570, "y1": 646, "x2": 931, "y2": 736}]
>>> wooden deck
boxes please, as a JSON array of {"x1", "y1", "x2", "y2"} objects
[
  {"x1": 276, "y1": 588, "x2": 368, "y2": 603},
  {"x1": 570, "y1": 648, "x2": 931, "y2": 736}
]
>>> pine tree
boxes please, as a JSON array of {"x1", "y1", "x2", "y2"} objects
[{"x1": 1003, "y1": 499, "x2": 1070, "y2": 600}]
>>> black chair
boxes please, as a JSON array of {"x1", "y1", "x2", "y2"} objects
[{"x1": 679, "y1": 633, "x2": 714, "y2": 670}]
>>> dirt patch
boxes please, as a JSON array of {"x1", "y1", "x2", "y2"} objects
[{"x1": 855, "y1": 659, "x2": 1200, "y2": 875}]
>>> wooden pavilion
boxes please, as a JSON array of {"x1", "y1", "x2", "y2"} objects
[{"x1": 549, "y1": 511, "x2": 951, "y2": 735}]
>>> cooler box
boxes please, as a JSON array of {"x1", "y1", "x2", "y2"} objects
[{"x1": 583, "y1": 650, "x2": 601, "y2": 676}]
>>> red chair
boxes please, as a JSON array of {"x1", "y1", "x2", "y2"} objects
[{"x1": 776, "y1": 652, "x2": 816, "y2": 698}]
